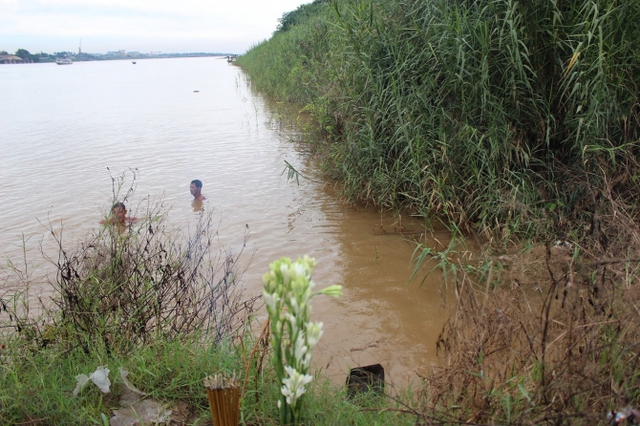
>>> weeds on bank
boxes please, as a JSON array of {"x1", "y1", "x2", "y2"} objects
[
  {"x1": 417, "y1": 245, "x2": 640, "y2": 424},
  {"x1": 402, "y1": 185, "x2": 640, "y2": 425},
  {"x1": 51, "y1": 205, "x2": 254, "y2": 355}
]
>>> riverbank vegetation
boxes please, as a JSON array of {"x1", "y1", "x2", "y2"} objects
[
  {"x1": 238, "y1": 0, "x2": 640, "y2": 241},
  {"x1": 237, "y1": 0, "x2": 640, "y2": 423}
]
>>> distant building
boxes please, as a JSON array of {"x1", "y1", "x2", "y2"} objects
[{"x1": 0, "y1": 55, "x2": 28, "y2": 64}]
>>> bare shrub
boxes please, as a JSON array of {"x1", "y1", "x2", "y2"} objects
[{"x1": 46, "y1": 202, "x2": 256, "y2": 354}]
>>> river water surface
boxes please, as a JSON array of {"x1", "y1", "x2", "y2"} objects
[{"x1": 0, "y1": 57, "x2": 454, "y2": 389}]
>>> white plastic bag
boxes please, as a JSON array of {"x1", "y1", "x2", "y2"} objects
[
  {"x1": 73, "y1": 366, "x2": 111, "y2": 397},
  {"x1": 120, "y1": 368, "x2": 145, "y2": 396}
]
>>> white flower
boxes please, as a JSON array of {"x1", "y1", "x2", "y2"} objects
[
  {"x1": 290, "y1": 276, "x2": 308, "y2": 297},
  {"x1": 300, "y1": 255, "x2": 317, "y2": 271},
  {"x1": 289, "y1": 296, "x2": 299, "y2": 315},
  {"x1": 263, "y1": 291, "x2": 278, "y2": 314},
  {"x1": 281, "y1": 365, "x2": 313, "y2": 407},
  {"x1": 280, "y1": 263, "x2": 292, "y2": 285},
  {"x1": 294, "y1": 333, "x2": 308, "y2": 361},
  {"x1": 306, "y1": 322, "x2": 323, "y2": 348},
  {"x1": 285, "y1": 313, "x2": 298, "y2": 333},
  {"x1": 281, "y1": 384, "x2": 293, "y2": 405},
  {"x1": 293, "y1": 262, "x2": 306, "y2": 279},
  {"x1": 263, "y1": 269, "x2": 278, "y2": 293}
]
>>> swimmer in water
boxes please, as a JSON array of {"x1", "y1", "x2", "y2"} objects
[
  {"x1": 190, "y1": 179, "x2": 206, "y2": 201},
  {"x1": 100, "y1": 202, "x2": 138, "y2": 230}
]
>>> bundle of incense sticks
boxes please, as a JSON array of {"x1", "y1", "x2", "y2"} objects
[{"x1": 204, "y1": 373, "x2": 240, "y2": 426}]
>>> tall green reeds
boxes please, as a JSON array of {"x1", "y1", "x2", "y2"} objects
[{"x1": 238, "y1": 0, "x2": 640, "y2": 242}]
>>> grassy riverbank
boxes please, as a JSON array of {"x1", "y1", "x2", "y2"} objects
[
  {"x1": 238, "y1": 0, "x2": 640, "y2": 242},
  {"x1": 236, "y1": 0, "x2": 640, "y2": 423}
]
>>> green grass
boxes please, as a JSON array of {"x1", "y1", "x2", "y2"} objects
[
  {"x1": 0, "y1": 325, "x2": 424, "y2": 425},
  {"x1": 0, "y1": 336, "x2": 234, "y2": 424}
]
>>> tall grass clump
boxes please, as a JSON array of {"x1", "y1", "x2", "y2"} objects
[
  {"x1": 239, "y1": 0, "x2": 640, "y2": 244},
  {"x1": 236, "y1": 0, "x2": 334, "y2": 106}
]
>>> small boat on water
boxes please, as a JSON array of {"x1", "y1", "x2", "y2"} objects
[{"x1": 56, "y1": 58, "x2": 72, "y2": 65}]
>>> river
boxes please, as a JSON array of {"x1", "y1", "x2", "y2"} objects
[{"x1": 0, "y1": 57, "x2": 454, "y2": 389}]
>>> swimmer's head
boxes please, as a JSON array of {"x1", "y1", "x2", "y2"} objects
[
  {"x1": 190, "y1": 180, "x2": 203, "y2": 197},
  {"x1": 112, "y1": 202, "x2": 127, "y2": 224}
]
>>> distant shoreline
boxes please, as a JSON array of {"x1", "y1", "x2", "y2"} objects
[{"x1": 1, "y1": 51, "x2": 238, "y2": 64}]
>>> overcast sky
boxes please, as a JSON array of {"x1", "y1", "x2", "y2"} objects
[{"x1": 1, "y1": 0, "x2": 312, "y2": 55}]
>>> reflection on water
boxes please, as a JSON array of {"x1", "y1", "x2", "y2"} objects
[
  {"x1": 0, "y1": 57, "x2": 455, "y2": 389},
  {"x1": 192, "y1": 199, "x2": 204, "y2": 212}
]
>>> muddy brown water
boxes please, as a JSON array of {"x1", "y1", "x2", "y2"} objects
[{"x1": 0, "y1": 57, "x2": 460, "y2": 389}]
